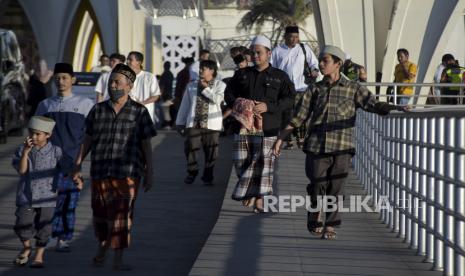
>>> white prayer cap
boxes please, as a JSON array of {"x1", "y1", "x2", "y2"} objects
[
  {"x1": 251, "y1": 35, "x2": 271, "y2": 50},
  {"x1": 28, "y1": 116, "x2": 55, "y2": 133},
  {"x1": 320, "y1": 45, "x2": 346, "y2": 63}
]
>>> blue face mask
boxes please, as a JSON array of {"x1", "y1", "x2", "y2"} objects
[{"x1": 109, "y1": 89, "x2": 125, "y2": 102}]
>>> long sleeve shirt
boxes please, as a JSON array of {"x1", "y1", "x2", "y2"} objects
[
  {"x1": 225, "y1": 65, "x2": 295, "y2": 137},
  {"x1": 271, "y1": 43, "x2": 319, "y2": 92},
  {"x1": 290, "y1": 76, "x2": 401, "y2": 155}
]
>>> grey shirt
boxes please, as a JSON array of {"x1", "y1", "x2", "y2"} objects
[{"x1": 12, "y1": 142, "x2": 64, "y2": 208}]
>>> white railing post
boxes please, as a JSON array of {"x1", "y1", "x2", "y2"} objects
[
  {"x1": 417, "y1": 117, "x2": 428, "y2": 257},
  {"x1": 411, "y1": 117, "x2": 421, "y2": 251},
  {"x1": 399, "y1": 116, "x2": 407, "y2": 239},
  {"x1": 425, "y1": 117, "x2": 435, "y2": 263},
  {"x1": 444, "y1": 117, "x2": 456, "y2": 276},
  {"x1": 433, "y1": 117, "x2": 445, "y2": 271},
  {"x1": 405, "y1": 117, "x2": 414, "y2": 245},
  {"x1": 454, "y1": 117, "x2": 465, "y2": 276}
]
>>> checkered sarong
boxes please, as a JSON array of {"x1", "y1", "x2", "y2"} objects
[
  {"x1": 91, "y1": 177, "x2": 139, "y2": 249},
  {"x1": 231, "y1": 135, "x2": 277, "y2": 200}
]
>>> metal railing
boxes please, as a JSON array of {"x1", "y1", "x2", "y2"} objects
[
  {"x1": 354, "y1": 106, "x2": 465, "y2": 276},
  {"x1": 360, "y1": 82, "x2": 465, "y2": 106}
]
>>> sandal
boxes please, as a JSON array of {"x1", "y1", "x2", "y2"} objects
[
  {"x1": 307, "y1": 211, "x2": 323, "y2": 236},
  {"x1": 13, "y1": 249, "x2": 31, "y2": 266},
  {"x1": 92, "y1": 256, "x2": 106, "y2": 267},
  {"x1": 321, "y1": 227, "x2": 337, "y2": 240},
  {"x1": 29, "y1": 261, "x2": 44, "y2": 268},
  {"x1": 253, "y1": 198, "x2": 265, "y2": 214},
  {"x1": 242, "y1": 197, "x2": 256, "y2": 207},
  {"x1": 184, "y1": 174, "x2": 196, "y2": 184}
]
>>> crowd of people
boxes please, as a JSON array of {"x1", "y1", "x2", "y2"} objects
[{"x1": 11, "y1": 24, "x2": 464, "y2": 270}]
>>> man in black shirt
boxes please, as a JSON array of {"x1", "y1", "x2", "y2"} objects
[{"x1": 225, "y1": 35, "x2": 295, "y2": 212}]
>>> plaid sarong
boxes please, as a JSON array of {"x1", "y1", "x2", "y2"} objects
[
  {"x1": 231, "y1": 135, "x2": 277, "y2": 200},
  {"x1": 91, "y1": 177, "x2": 139, "y2": 249}
]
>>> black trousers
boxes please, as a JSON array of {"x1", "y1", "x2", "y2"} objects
[
  {"x1": 441, "y1": 89, "x2": 460, "y2": 105},
  {"x1": 184, "y1": 128, "x2": 220, "y2": 181},
  {"x1": 14, "y1": 206, "x2": 54, "y2": 247},
  {"x1": 305, "y1": 153, "x2": 351, "y2": 227}
]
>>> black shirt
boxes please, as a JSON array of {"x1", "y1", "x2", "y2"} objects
[{"x1": 224, "y1": 64, "x2": 295, "y2": 136}]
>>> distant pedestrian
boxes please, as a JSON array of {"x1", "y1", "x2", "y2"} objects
[
  {"x1": 91, "y1": 54, "x2": 111, "y2": 73},
  {"x1": 440, "y1": 53, "x2": 465, "y2": 104},
  {"x1": 190, "y1": 49, "x2": 211, "y2": 82},
  {"x1": 393, "y1": 48, "x2": 417, "y2": 104},
  {"x1": 159, "y1": 61, "x2": 175, "y2": 128},
  {"x1": 173, "y1": 57, "x2": 195, "y2": 113},
  {"x1": 271, "y1": 26, "x2": 319, "y2": 150},
  {"x1": 27, "y1": 60, "x2": 53, "y2": 117},
  {"x1": 127, "y1": 51, "x2": 161, "y2": 123},
  {"x1": 176, "y1": 60, "x2": 226, "y2": 185},
  {"x1": 95, "y1": 53, "x2": 126, "y2": 102},
  {"x1": 342, "y1": 54, "x2": 367, "y2": 82}
]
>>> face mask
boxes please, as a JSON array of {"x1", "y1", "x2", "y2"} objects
[{"x1": 109, "y1": 89, "x2": 125, "y2": 102}]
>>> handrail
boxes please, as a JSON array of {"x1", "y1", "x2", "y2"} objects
[
  {"x1": 357, "y1": 82, "x2": 465, "y2": 105},
  {"x1": 354, "y1": 109, "x2": 465, "y2": 276}
]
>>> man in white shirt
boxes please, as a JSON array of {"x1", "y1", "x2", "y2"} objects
[
  {"x1": 127, "y1": 51, "x2": 161, "y2": 123},
  {"x1": 189, "y1": 49, "x2": 210, "y2": 82},
  {"x1": 271, "y1": 25, "x2": 319, "y2": 149},
  {"x1": 91, "y1": 54, "x2": 111, "y2": 73},
  {"x1": 95, "y1": 53, "x2": 126, "y2": 103},
  {"x1": 433, "y1": 54, "x2": 453, "y2": 97}
]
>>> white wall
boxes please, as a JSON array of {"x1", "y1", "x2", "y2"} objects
[
  {"x1": 313, "y1": 0, "x2": 465, "y2": 104},
  {"x1": 444, "y1": 16, "x2": 465, "y2": 67}
]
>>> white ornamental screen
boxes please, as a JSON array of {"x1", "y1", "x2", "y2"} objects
[{"x1": 162, "y1": 35, "x2": 198, "y2": 75}]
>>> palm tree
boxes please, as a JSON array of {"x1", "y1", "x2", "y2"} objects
[{"x1": 236, "y1": 0, "x2": 313, "y2": 46}]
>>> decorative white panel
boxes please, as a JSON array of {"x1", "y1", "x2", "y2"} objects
[{"x1": 161, "y1": 35, "x2": 198, "y2": 75}]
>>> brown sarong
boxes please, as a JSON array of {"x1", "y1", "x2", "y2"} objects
[{"x1": 91, "y1": 177, "x2": 139, "y2": 249}]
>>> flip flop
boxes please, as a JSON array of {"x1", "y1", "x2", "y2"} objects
[
  {"x1": 321, "y1": 227, "x2": 337, "y2": 240},
  {"x1": 29, "y1": 261, "x2": 44, "y2": 268},
  {"x1": 92, "y1": 256, "x2": 106, "y2": 267},
  {"x1": 13, "y1": 250, "x2": 31, "y2": 266}
]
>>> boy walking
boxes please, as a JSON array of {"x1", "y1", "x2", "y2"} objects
[{"x1": 12, "y1": 116, "x2": 77, "y2": 268}]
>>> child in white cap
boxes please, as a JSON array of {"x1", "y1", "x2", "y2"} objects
[{"x1": 11, "y1": 116, "x2": 79, "y2": 268}]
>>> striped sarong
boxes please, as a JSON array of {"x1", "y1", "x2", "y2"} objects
[
  {"x1": 231, "y1": 134, "x2": 277, "y2": 200},
  {"x1": 91, "y1": 177, "x2": 139, "y2": 249}
]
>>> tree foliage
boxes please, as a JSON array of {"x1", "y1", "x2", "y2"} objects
[{"x1": 236, "y1": 0, "x2": 313, "y2": 46}]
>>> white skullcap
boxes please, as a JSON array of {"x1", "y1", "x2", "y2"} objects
[
  {"x1": 28, "y1": 116, "x2": 55, "y2": 133},
  {"x1": 251, "y1": 35, "x2": 271, "y2": 50}
]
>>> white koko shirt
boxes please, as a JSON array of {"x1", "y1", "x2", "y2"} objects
[
  {"x1": 129, "y1": 70, "x2": 161, "y2": 123},
  {"x1": 271, "y1": 43, "x2": 319, "y2": 92}
]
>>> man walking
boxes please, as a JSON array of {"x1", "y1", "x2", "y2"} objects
[
  {"x1": 274, "y1": 45, "x2": 410, "y2": 239},
  {"x1": 35, "y1": 63, "x2": 94, "y2": 252},
  {"x1": 72, "y1": 63, "x2": 156, "y2": 270},
  {"x1": 271, "y1": 26, "x2": 319, "y2": 149},
  {"x1": 127, "y1": 51, "x2": 161, "y2": 123},
  {"x1": 225, "y1": 35, "x2": 295, "y2": 212}
]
